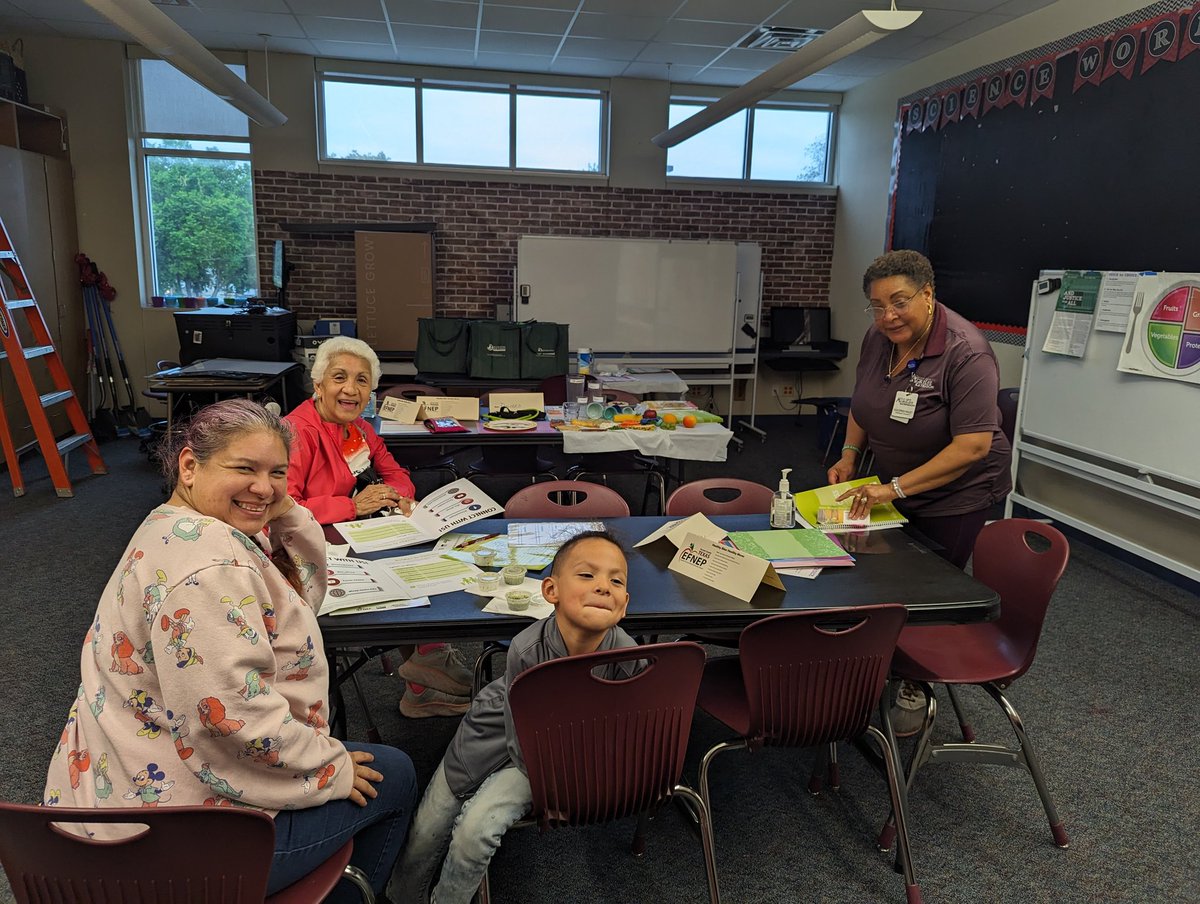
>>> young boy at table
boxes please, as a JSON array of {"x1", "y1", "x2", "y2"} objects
[{"x1": 392, "y1": 531, "x2": 638, "y2": 904}]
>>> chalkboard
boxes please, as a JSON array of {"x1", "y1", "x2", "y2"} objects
[
  {"x1": 891, "y1": 12, "x2": 1200, "y2": 327},
  {"x1": 1020, "y1": 276, "x2": 1200, "y2": 486},
  {"x1": 515, "y1": 236, "x2": 738, "y2": 354}
]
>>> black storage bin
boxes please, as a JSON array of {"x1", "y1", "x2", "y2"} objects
[
  {"x1": 416, "y1": 318, "x2": 470, "y2": 374},
  {"x1": 519, "y1": 321, "x2": 569, "y2": 379},
  {"x1": 468, "y1": 321, "x2": 523, "y2": 380},
  {"x1": 174, "y1": 308, "x2": 296, "y2": 364}
]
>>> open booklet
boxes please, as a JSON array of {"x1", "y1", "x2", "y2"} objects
[
  {"x1": 319, "y1": 551, "x2": 482, "y2": 616},
  {"x1": 334, "y1": 480, "x2": 503, "y2": 553},
  {"x1": 793, "y1": 476, "x2": 908, "y2": 533}
]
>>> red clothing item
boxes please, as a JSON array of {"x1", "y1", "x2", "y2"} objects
[{"x1": 285, "y1": 398, "x2": 415, "y2": 524}]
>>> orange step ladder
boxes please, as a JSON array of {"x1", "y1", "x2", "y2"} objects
[{"x1": 0, "y1": 217, "x2": 105, "y2": 497}]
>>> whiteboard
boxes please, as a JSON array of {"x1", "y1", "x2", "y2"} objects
[
  {"x1": 515, "y1": 236, "x2": 738, "y2": 354},
  {"x1": 1021, "y1": 277, "x2": 1200, "y2": 487}
]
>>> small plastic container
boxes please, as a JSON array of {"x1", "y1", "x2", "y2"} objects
[
  {"x1": 506, "y1": 590, "x2": 532, "y2": 611},
  {"x1": 502, "y1": 564, "x2": 527, "y2": 585},
  {"x1": 475, "y1": 572, "x2": 502, "y2": 593},
  {"x1": 473, "y1": 549, "x2": 497, "y2": 568}
]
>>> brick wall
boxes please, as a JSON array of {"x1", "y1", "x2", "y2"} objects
[{"x1": 255, "y1": 170, "x2": 836, "y2": 323}]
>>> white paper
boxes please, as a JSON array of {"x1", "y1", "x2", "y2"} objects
[
  {"x1": 464, "y1": 574, "x2": 553, "y2": 619},
  {"x1": 335, "y1": 480, "x2": 503, "y2": 552},
  {"x1": 378, "y1": 422, "x2": 431, "y2": 436},
  {"x1": 373, "y1": 550, "x2": 482, "y2": 598},
  {"x1": 507, "y1": 521, "x2": 605, "y2": 547},
  {"x1": 321, "y1": 597, "x2": 431, "y2": 617},
  {"x1": 633, "y1": 513, "x2": 726, "y2": 549},
  {"x1": 775, "y1": 566, "x2": 822, "y2": 579},
  {"x1": 320, "y1": 555, "x2": 417, "y2": 615},
  {"x1": 1095, "y1": 271, "x2": 1141, "y2": 333},
  {"x1": 667, "y1": 532, "x2": 783, "y2": 602}
]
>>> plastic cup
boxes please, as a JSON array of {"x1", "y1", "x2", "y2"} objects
[
  {"x1": 473, "y1": 549, "x2": 497, "y2": 568},
  {"x1": 506, "y1": 590, "x2": 532, "y2": 612},
  {"x1": 475, "y1": 572, "x2": 502, "y2": 593},
  {"x1": 502, "y1": 564, "x2": 527, "y2": 585}
]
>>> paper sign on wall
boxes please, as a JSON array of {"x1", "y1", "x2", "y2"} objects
[
  {"x1": 667, "y1": 532, "x2": 784, "y2": 602},
  {"x1": 379, "y1": 396, "x2": 421, "y2": 423},
  {"x1": 418, "y1": 396, "x2": 480, "y2": 421}
]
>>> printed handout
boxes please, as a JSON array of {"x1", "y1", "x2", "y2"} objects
[{"x1": 335, "y1": 480, "x2": 502, "y2": 553}]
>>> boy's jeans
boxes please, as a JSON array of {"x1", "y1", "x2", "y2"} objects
[{"x1": 391, "y1": 761, "x2": 531, "y2": 904}]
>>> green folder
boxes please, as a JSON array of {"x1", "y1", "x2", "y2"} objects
[{"x1": 727, "y1": 528, "x2": 849, "y2": 562}]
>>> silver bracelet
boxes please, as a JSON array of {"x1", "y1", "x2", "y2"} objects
[{"x1": 891, "y1": 477, "x2": 907, "y2": 499}]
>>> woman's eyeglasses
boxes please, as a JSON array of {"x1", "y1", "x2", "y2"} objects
[{"x1": 864, "y1": 283, "x2": 928, "y2": 320}]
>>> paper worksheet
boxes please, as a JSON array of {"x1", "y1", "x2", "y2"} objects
[
  {"x1": 335, "y1": 480, "x2": 502, "y2": 552},
  {"x1": 319, "y1": 556, "x2": 426, "y2": 615},
  {"x1": 507, "y1": 521, "x2": 605, "y2": 547},
  {"x1": 373, "y1": 550, "x2": 482, "y2": 598},
  {"x1": 433, "y1": 532, "x2": 558, "y2": 571}
]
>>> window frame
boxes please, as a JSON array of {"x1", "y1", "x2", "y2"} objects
[
  {"x1": 129, "y1": 58, "x2": 259, "y2": 302},
  {"x1": 317, "y1": 72, "x2": 609, "y2": 177},
  {"x1": 666, "y1": 95, "x2": 838, "y2": 187}
]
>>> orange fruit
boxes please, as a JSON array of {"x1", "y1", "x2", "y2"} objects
[
  {"x1": 662, "y1": 413, "x2": 678, "y2": 426},
  {"x1": 682, "y1": 414, "x2": 697, "y2": 428}
]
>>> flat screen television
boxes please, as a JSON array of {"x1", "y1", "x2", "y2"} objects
[
  {"x1": 272, "y1": 239, "x2": 290, "y2": 307},
  {"x1": 767, "y1": 306, "x2": 830, "y2": 348}
]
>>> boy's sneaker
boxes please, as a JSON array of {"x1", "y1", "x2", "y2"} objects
[
  {"x1": 891, "y1": 680, "x2": 927, "y2": 738},
  {"x1": 398, "y1": 686, "x2": 470, "y2": 719},
  {"x1": 395, "y1": 646, "x2": 474, "y2": 697}
]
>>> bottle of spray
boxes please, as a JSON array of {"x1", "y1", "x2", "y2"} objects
[{"x1": 770, "y1": 467, "x2": 796, "y2": 529}]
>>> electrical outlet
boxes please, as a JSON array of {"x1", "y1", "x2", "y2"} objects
[{"x1": 779, "y1": 384, "x2": 795, "y2": 398}]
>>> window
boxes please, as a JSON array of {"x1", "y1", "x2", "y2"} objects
[
  {"x1": 133, "y1": 59, "x2": 257, "y2": 299},
  {"x1": 666, "y1": 99, "x2": 834, "y2": 183},
  {"x1": 319, "y1": 74, "x2": 606, "y2": 175}
]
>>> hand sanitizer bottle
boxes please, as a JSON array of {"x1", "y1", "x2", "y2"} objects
[{"x1": 770, "y1": 467, "x2": 796, "y2": 529}]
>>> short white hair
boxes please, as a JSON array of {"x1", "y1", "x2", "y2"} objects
[{"x1": 311, "y1": 336, "x2": 382, "y2": 389}]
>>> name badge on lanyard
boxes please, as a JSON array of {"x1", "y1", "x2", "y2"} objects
[
  {"x1": 342, "y1": 428, "x2": 372, "y2": 477},
  {"x1": 891, "y1": 391, "x2": 918, "y2": 424}
]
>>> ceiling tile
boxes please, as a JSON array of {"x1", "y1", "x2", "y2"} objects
[
  {"x1": 163, "y1": 8, "x2": 308, "y2": 40},
  {"x1": 712, "y1": 47, "x2": 783, "y2": 70},
  {"x1": 635, "y1": 42, "x2": 725, "y2": 66},
  {"x1": 990, "y1": 0, "x2": 1062, "y2": 16},
  {"x1": 571, "y1": 13, "x2": 662, "y2": 41},
  {"x1": 937, "y1": 12, "x2": 1013, "y2": 43},
  {"x1": 481, "y1": 5, "x2": 573, "y2": 35},
  {"x1": 920, "y1": 0, "x2": 1011, "y2": 11},
  {"x1": 551, "y1": 56, "x2": 632, "y2": 77},
  {"x1": 196, "y1": 0, "x2": 291, "y2": 12},
  {"x1": 821, "y1": 54, "x2": 913, "y2": 77},
  {"x1": 46, "y1": 19, "x2": 129, "y2": 41},
  {"x1": 298, "y1": 17, "x2": 394, "y2": 44},
  {"x1": 562, "y1": 36, "x2": 650, "y2": 61},
  {"x1": 475, "y1": 50, "x2": 560, "y2": 72},
  {"x1": 391, "y1": 45, "x2": 481, "y2": 67},
  {"x1": 16, "y1": 0, "x2": 110, "y2": 24},
  {"x1": 254, "y1": 35, "x2": 320, "y2": 55},
  {"x1": 696, "y1": 67, "x2": 767, "y2": 88},
  {"x1": 582, "y1": 0, "x2": 680, "y2": 15},
  {"x1": 288, "y1": 0, "x2": 383, "y2": 16},
  {"x1": 621, "y1": 61, "x2": 700, "y2": 82},
  {"x1": 385, "y1": 0, "x2": 480, "y2": 29},
  {"x1": 389, "y1": 23, "x2": 477, "y2": 50},
  {"x1": 478, "y1": 30, "x2": 563, "y2": 54},
  {"x1": 311, "y1": 39, "x2": 399, "y2": 61},
  {"x1": 793, "y1": 72, "x2": 863, "y2": 91},
  {"x1": 675, "y1": 0, "x2": 787, "y2": 25},
  {"x1": 655, "y1": 19, "x2": 754, "y2": 47},
  {"x1": 484, "y1": 0, "x2": 580, "y2": 9}
]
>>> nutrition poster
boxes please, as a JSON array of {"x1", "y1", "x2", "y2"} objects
[{"x1": 1117, "y1": 273, "x2": 1200, "y2": 386}]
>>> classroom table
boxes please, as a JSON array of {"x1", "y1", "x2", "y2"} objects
[
  {"x1": 319, "y1": 514, "x2": 999, "y2": 649},
  {"x1": 147, "y1": 358, "x2": 300, "y2": 433}
]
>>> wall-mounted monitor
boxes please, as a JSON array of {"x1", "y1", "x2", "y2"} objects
[{"x1": 767, "y1": 306, "x2": 830, "y2": 349}]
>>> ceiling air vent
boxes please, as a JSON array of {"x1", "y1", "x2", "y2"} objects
[{"x1": 738, "y1": 26, "x2": 826, "y2": 52}]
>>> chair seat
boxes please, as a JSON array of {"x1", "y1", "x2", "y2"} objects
[
  {"x1": 891, "y1": 622, "x2": 1029, "y2": 686},
  {"x1": 696, "y1": 657, "x2": 752, "y2": 735},
  {"x1": 267, "y1": 839, "x2": 355, "y2": 903}
]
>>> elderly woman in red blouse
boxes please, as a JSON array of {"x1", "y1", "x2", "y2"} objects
[{"x1": 286, "y1": 336, "x2": 472, "y2": 718}]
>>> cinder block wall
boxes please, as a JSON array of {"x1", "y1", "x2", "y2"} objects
[{"x1": 255, "y1": 170, "x2": 836, "y2": 322}]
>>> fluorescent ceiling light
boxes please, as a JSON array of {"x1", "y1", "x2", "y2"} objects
[
  {"x1": 82, "y1": 0, "x2": 287, "y2": 128},
  {"x1": 652, "y1": 8, "x2": 921, "y2": 149}
]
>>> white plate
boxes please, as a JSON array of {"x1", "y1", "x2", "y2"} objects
[{"x1": 482, "y1": 420, "x2": 538, "y2": 432}]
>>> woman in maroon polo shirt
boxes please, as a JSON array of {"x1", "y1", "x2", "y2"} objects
[{"x1": 827, "y1": 250, "x2": 1012, "y2": 731}]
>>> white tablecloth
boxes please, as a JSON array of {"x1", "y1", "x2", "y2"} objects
[
  {"x1": 561, "y1": 422, "x2": 731, "y2": 462},
  {"x1": 594, "y1": 371, "x2": 689, "y2": 396}
]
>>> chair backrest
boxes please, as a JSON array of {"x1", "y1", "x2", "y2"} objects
[
  {"x1": 997, "y1": 387, "x2": 1019, "y2": 445},
  {"x1": 537, "y1": 374, "x2": 567, "y2": 405},
  {"x1": 378, "y1": 383, "x2": 446, "y2": 401},
  {"x1": 971, "y1": 518, "x2": 1069, "y2": 680},
  {"x1": 0, "y1": 803, "x2": 275, "y2": 902},
  {"x1": 505, "y1": 480, "x2": 630, "y2": 518},
  {"x1": 509, "y1": 641, "x2": 706, "y2": 829},
  {"x1": 665, "y1": 478, "x2": 775, "y2": 516},
  {"x1": 599, "y1": 388, "x2": 640, "y2": 405},
  {"x1": 736, "y1": 605, "x2": 908, "y2": 749}
]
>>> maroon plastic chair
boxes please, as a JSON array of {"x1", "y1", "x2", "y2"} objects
[
  {"x1": 504, "y1": 479, "x2": 630, "y2": 518},
  {"x1": 0, "y1": 803, "x2": 372, "y2": 903},
  {"x1": 377, "y1": 382, "x2": 446, "y2": 401},
  {"x1": 479, "y1": 641, "x2": 719, "y2": 904},
  {"x1": 665, "y1": 478, "x2": 775, "y2": 516},
  {"x1": 537, "y1": 373, "x2": 567, "y2": 405},
  {"x1": 464, "y1": 388, "x2": 559, "y2": 484},
  {"x1": 878, "y1": 519, "x2": 1071, "y2": 852},
  {"x1": 597, "y1": 387, "x2": 640, "y2": 405},
  {"x1": 696, "y1": 605, "x2": 923, "y2": 904},
  {"x1": 997, "y1": 386, "x2": 1020, "y2": 446}
]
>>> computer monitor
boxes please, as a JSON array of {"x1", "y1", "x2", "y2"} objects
[
  {"x1": 272, "y1": 239, "x2": 291, "y2": 308},
  {"x1": 767, "y1": 306, "x2": 831, "y2": 348}
]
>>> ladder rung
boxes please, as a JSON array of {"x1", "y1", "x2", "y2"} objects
[
  {"x1": 24, "y1": 344, "x2": 54, "y2": 360},
  {"x1": 0, "y1": 250, "x2": 14, "y2": 259},
  {"x1": 40, "y1": 389, "x2": 73, "y2": 408},
  {"x1": 5, "y1": 298, "x2": 35, "y2": 309},
  {"x1": 57, "y1": 433, "x2": 93, "y2": 456}
]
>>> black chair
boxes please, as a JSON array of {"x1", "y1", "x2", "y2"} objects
[{"x1": 377, "y1": 384, "x2": 460, "y2": 484}]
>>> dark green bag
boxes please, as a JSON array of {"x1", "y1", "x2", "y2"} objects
[
  {"x1": 416, "y1": 318, "x2": 470, "y2": 374},
  {"x1": 468, "y1": 321, "x2": 523, "y2": 379},
  {"x1": 519, "y1": 321, "x2": 569, "y2": 379}
]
